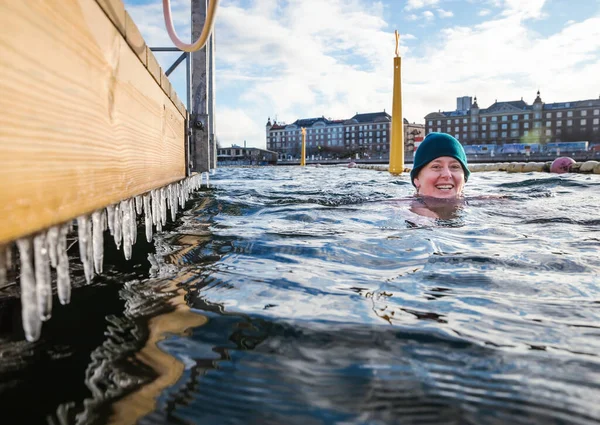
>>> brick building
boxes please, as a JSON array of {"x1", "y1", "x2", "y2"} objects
[{"x1": 425, "y1": 92, "x2": 600, "y2": 146}]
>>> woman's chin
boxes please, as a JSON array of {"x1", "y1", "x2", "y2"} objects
[{"x1": 422, "y1": 190, "x2": 460, "y2": 199}]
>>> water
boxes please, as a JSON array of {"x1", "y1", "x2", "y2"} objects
[{"x1": 1, "y1": 166, "x2": 600, "y2": 425}]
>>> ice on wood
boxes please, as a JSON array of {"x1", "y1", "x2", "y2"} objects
[{"x1": 10, "y1": 174, "x2": 207, "y2": 343}]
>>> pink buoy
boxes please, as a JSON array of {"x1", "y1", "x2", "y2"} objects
[
  {"x1": 348, "y1": 162, "x2": 357, "y2": 168},
  {"x1": 550, "y1": 157, "x2": 575, "y2": 174}
]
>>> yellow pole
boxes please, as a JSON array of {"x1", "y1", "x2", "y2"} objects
[
  {"x1": 389, "y1": 30, "x2": 404, "y2": 175},
  {"x1": 300, "y1": 127, "x2": 306, "y2": 166}
]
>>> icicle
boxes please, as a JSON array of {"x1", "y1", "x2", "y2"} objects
[
  {"x1": 106, "y1": 204, "x2": 116, "y2": 236},
  {"x1": 135, "y1": 195, "x2": 143, "y2": 215},
  {"x1": 113, "y1": 203, "x2": 122, "y2": 250},
  {"x1": 17, "y1": 238, "x2": 42, "y2": 342},
  {"x1": 169, "y1": 184, "x2": 177, "y2": 221},
  {"x1": 46, "y1": 226, "x2": 59, "y2": 268},
  {"x1": 34, "y1": 233, "x2": 52, "y2": 321},
  {"x1": 129, "y1": 198, "x2": 137, "y2": 246},
  {"x1": 143, "y1": 194, "x2": 153, "y2": 243},
  {"x1": 204, "y1": 172, "x2": 210, "y2": 188},
  {"x1": 153, "y1": 189, "x2": 162, "y2": 231},
  {"x1": 151, "y1": 189, "x2": 158, "y2": 226},
  {"x1": 121, "y1": 200, "x2": 132, "y2": 260},
  {"x1": 57, "y1": 224, "x2": 71, "y2": 305},
  {"x1": 0, "y1": 245, "x2": 6, "y2": 288},
  {"x1": 77, "y1": 216, "x2": 94, "y2": 284},
  {"x1": 6, "y1": 245, "x2": 13, "y2": 269},
  {"x1": 92, "y1": 211, "x2": 104, "y2": 274},
  {"x1": 178, "y1": 181, "x2": 186, "y2": 208},
  {"x1": 160, "y1": 187, "x2": 167, "y2": 226}
]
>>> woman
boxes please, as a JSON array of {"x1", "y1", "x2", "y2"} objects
[{"x1": 409, "y1": 133, "x2": 470, "y2": 219}]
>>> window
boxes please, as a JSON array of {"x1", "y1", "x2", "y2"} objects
[
  {"x1": 436, "y1": 128, "x2": 441, "y2": 132},
  {"x1": 454, "y1": 134, "x2": 459, "y2": 139},
  {"x1": 556, "y1": 121, "x2": 562, "y2": 127},
  {"x1": 480, "y1": 132, "x2": 487, "y2": 138},
  {"x1": 567, "y1": 111, "x2": 573, "y2": 117},
  {"x1": 513, "y1": 115, "x2": 519, "y2": 120},
  {"x1": 455, "y1": 119, "x2": 459, "y2": 124},
  {"x1": 471, "y1": 125, "x2": 478, "y2": 131},
  {"x1": 490, "y1": 131, "x2": 498, "y2": 137},
  {"x1": 463, "y1": 118, "x2": 468, "y2": 123},
  {"x1": 471, "y1": 132, "x2": 478, "y2": 139},
  {"x1": 534, "y1": 113, "x2": 541, "y2": 119},
  {"x1": 491, "y1": 116, "x2": 497, "y2": 122},
  {"x1": 482, "y1": 125, "x2": 487, "y2": 131},
  {"x1": 546, "y1": 121, "x2": 551, "y2": 127},
  {"x1": 502, "y1": 116, "x2": 508, "y2": 121},
  {"x1": 511, "y1": 130, "x2": 519, "y2": 137},
  {"x1": 594, "y1": 118, "x2": 599, "y2": 125},
  {"x1": 472, "y1": 117, "x2": 477, "y2": 123},
  {"x1": 462, "y1": 125, "x2": 467, "y2": 131},
  {"x1": 582, "y1": 110, "x2": 587, "y2": 117},
  {"x1": 556, "y1": 129, "x2": 562, "y2": 135},
  {"x1": 545, "y1": 129, "x2": 552, "y2": 136},
  {"x1": 501, "y1": 131, "x2": 507, "y2": 137},
  {"x1": 437, "y1": 120, "x2": 441, "y2": 125},
  {"x1": 524, "y1": 130, "x2": 529, "y2": 136},
  {"x1": 546, "y1": 112, "x2": 552, "y2": 118},
  {"x1": 594, "y1": 109, "x2": 599, "y2": 115},
  {"x1": 428, "y1": 129, "x2": 433, "y2": 134},
  {"x1": 455, "y1": 126, "x2": 459, "y2": 132},
  {"x1": 490, "y1": 124, "x2": 498, "y2": 130},
  {"x1": 501, "y1": 123, "x2": 507, "y2": 129},
  {"x1": 534, "y1": 122, "x2": 541, "y2": 128},
  {"x1": 567, "y1": 120, "x2": 572, "y2": 126},
  {"x1": 581, "y1": 119, "x2": 587, "y2": 126},
  {"x1": 524, "y1": 114, "x2": 529, "y2": 120},
  {"x1": 511, "y1": 123, "x2": 518, "y2": 129},
  {"x1": 482, "y1": 117, "x2": 487, "y2": 123},
  {"x1": 556, "y1": 112, "x2": 562, "y2": 118}
]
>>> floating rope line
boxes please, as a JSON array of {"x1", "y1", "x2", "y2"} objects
[{"x1": 162, "y1": 0, "x2": 220, "y2": 52}]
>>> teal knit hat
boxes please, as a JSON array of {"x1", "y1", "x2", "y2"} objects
[{"x1": 410, "y1": 132, "x2": 470, "y2": 186}]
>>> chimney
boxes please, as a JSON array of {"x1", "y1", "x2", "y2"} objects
[{"x1": 244, "y1": 140, "x2": 247, "y2": 148}]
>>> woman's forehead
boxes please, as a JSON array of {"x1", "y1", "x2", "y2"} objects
[{"x1": 429, "y1": 156, "x2": 460, "y2": 164}]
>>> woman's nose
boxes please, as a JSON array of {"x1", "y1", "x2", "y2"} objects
[{"x1": 440, "y1": 166, "x2": 452, "y2": 177}]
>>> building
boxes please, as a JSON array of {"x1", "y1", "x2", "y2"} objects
[
  {"x1": 217, "y1": 144, "x2": 278, "y2": 165},
  {"x1": 425, "y1": 92, "x2": 600, "y2": 147},
  {"x1": 266, "y1": 112, "x2": 424, "y2": 160}
]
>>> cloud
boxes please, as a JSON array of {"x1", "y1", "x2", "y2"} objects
[
  {"x1": 124, "y1": 0, "x2": 600, "y2": 149},
  {"x1": 437, "y1": 8, "x2": 454, "y2": 18},
  {"x1": 407, "y1": 14, "x2": 419, "y2": 21},
  {"x1": 422, "y1": 10, "x2": 435, "y2": 21},
  {"x1": 405, "y1": 0, "x2": 440, "y2": 11},
  {"x1": 478, "y1": 9, "x2": 491, "y2": 16}
]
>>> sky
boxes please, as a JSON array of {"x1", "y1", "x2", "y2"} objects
[{"x1": 123, "y1": 0, "x2": 600, "y2": 148}]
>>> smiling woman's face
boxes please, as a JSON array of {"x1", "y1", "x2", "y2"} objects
[{"x1": 414, "y1": 156, "x2": 466, "y2": 198}]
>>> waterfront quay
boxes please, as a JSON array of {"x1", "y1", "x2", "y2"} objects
[{"x1": 275, "y1": 151, "x2": 600, "y2": 166}]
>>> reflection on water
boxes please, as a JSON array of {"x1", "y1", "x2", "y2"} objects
[{"x1": 2, "y1": 167, "x2": 600, "y2": 424}]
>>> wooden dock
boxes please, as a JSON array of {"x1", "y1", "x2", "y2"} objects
[{"x1": 0, "y1": 0, "x2": 189, "y2": 245}]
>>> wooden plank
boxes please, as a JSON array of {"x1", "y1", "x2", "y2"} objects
[
  {"x1": 96, "y1": 0, "x2": 126, "y2": 36},
  {"x1": 0, "y1": 0, "x2": 186, "y2": 244},
  {"x1": 146, "y1": 46, "x2": 161, "y2": 85},
  {"x1": 125, "y1": 10, "x2": 146, "y2": 66}
]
